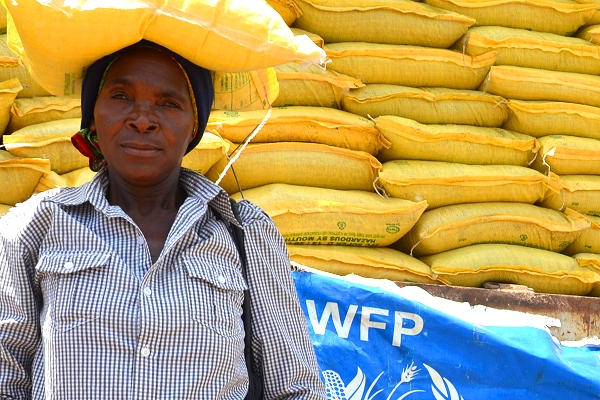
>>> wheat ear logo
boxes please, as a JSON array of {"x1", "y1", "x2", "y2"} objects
[{"x1": 322, "y1": 363, "x2": 464, "y2": 400}]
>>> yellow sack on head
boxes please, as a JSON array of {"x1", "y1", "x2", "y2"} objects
[
  {"x1": 3, "y1": 0, "x2": 326, "y2": 96},
  {"x1": 273, "y1": 62, "x2": 364, "y2": 109},
  {"x1": 325, "y1": 42, "x2": 496, "y2": 90},
  {"x1": 503, "y1": 100, "x2": 600, "y2": 140},
  {"x1": 532, "y1": 135, "x2": 600, "y2": 176},
  {"x1": 480, "y1": 65, "x2": 600, "y2": 109},
  {"x1": 424, "y1": 0, "x2": 596, "y2": 36},
  {"x1": 293, "y1": 0, "x2": 475, "y2": 47},
  {"x1": 287, "y1": 244, "x2": 444, "y2": 284},
  {"x1": 0, "y1": 150, "x2": 51, "y2": 205},
  {"x1": 394, "y1": 202, "x2": 590, "y2": 257},
  {"x1": 205, "y1": 142, "x2": 382, "y2": 195},
  {"x1": 3, "y1": 118, "x2": 86, "y2": 174},
  {"x1": 230, "y1": 183, "x2": 427, "y2": 247},
  {"x1": 421, "y1": 243, "x2": 597, "y2": 295},
  {"x1": 207, "y1": 106, "x2": 389, "y2": 155},
  {"x1": 7, "y1": 96, "x2": 81, "y2": 134},
  {"x1": 454, "y1": 26, "x2": 600, "y2": 75},
  {"x1": 563, "y1": 210, "x2": 600, "y2": 255},
  {"x1": 376, "y1": 115, "x2": 538, "y2": 166},
  {"x1": 343, "y1": 85, "x2": 509, "y2": 127},
  {"x1": 378, "y1": 160, "x2": 562, "y2": 209},
  {"x1": 538, "y1": 175, "x2": 600, "y2": 217}
]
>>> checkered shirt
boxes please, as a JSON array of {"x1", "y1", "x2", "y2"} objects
[{"x1": 0, "y1": 167, "x2": 326, "y2": 400}]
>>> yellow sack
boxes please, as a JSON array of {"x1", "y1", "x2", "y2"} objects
[
  {"x1": 421, "y1": 243, "x2": 597, "y2": 295},
  {"x1": 0, "y1": 34, "x2": 49, "y2": 98},
  {"x1": 7, "y1": 96, "x2": 81, "y2": 134},
  {"x1": 293, "y1": 0, "x2": 475, "y2": 47},
  {"x1": 503, "y1": 100, "x2": 600, "y2": 140},
  {"x1": 267, "y1": 0, "x2": 302, "y2": 26},
  {"x1": 211, "y1": 69, "x2": 279, "y2": 112},
  {"x1": 423, "y1": 0, "x2": 596, "y2": 36},
  {"x1": 378, "y1": 160, "x2": 562, "y2": 209},
  {"x1": 575, "y1": 24, "x2": 600, "y2": 44},
  {"x1": 290, "y1": 28, "x2": 324, "y2": 48},
  {"x1": 572, "y1": 252, "x2": 600, "y2": 296},
  {"x1": 0, "y1": 77, "x2": 21, "y2": 139},
  {"x1": 563, "y1": 210, "x2": 600, "y2": 255},
  {"x1": 33, "y1": 167, "x2": 96, "y2": 193},
  {"x1": 538, "y1": 175, "x2": 600, "y2": 217},
  {"x1": 287, "y1": 244, "x2": 443, "y2": 284},
  {"x1": 394, "y1": 202, "x2": 590, "y2": 257},
  {"x1": 0, "y1": 4, "x2": 6, "y2": 34},
  {"x1": 181, "y1": 132, "x2": 230, "y2": 175},
  {"x1": 325, "y1": 42, "x2": 496, "y2": 90},
  {"x1": 205, "y1": 142, "x2": 382, "y2": 195},
  {"x1": 532, "y1": 135, "x2": 600, "y2": 176},
  {"x1": 2, "y1": 0, "x2": 326, "y2": 96},
  {"x1": 2, "y1": 118, "x2": 87, "y2": 174},
  {"x1": 343, "y1": 85, "x2": 509, "y2": 127},
  {"x1": 273, "y1": 62, "x2": 364, "y2": 109},
  {"x1": 480, "y1": 65, "x2": 600, "y2": 109},
  {"x1": 454, "y1": 26, "x2": 600, "y2": 75},
  {"x1": 207, "y1": 106, "x2": 390, "y2": 155},
  {"x1": 376, "y1": 115, "x2": 538, "y2": 166},
  {"x1": 230, "y1": 183, "x2": 427, "y2": 247},
  {"x1": 0, "y1": 150, "x2": 51, "y2": 205},
  {"x1": 0, "y1": 204, "x2": 12, "y2": 218}
]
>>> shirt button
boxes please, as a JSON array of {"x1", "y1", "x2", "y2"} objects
[
  {"x1": 218, "y1": 275, "x2": 226, "y2": 284},
  {"x1": 143, "y1": 287, "x2": 152, "y2": 296},
  {"x1": 137, "y1": 235, "x2": 145, "y2": 245},
  {"x1": 140, "y1": 347, "x2": 151, "y2": 357},
  {"x1": 64, "y1": 261, "x2": 74, "y2": 271}
]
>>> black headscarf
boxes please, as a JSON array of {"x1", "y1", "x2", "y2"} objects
[{"x1": 72, "y1": 39, "x2": 214, "y2": 171}]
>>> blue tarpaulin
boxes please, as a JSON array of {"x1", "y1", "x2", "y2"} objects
[{"x1": 292, "y1": 269, "x2": 600, "y2": 400}]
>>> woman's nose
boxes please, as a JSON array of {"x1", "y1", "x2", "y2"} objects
[{"x1": 125, "y1": 101, "x2": 159, "y2": 133}]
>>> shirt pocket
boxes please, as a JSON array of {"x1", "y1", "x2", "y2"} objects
[
  {"x1": 183, "y1": 258, "x2": 247, "y2": 337},
  {"x1": 36, "y1": 252, "x2": 111, "y2": 332}
]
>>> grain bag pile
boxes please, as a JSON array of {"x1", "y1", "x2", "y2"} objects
[{"x1": 259, "y1": 0, "x2": 600, "y2": 294}]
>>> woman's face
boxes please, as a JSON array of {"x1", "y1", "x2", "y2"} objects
[{"x1": 89, "y1": 47, "x2": 196, "y2": 187}]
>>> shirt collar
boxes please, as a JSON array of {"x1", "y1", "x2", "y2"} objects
[{"x1": 46, "y1": 167, "x2": 239, "y2": 226}]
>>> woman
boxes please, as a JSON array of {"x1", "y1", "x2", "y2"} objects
[{"x1": 0, "y1": 41, "x2": 326, "y2": 399}]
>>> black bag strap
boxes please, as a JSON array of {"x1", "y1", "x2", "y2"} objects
[{"x1": 214, "y1": 199, "x2": 264, "y2": 400}]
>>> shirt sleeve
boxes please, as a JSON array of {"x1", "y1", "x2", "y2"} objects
[
  {"x1": 235, "y1": 200, "x2": 327, "y2": 400},
  {"x1": 0, "y1": 209, "x2": 42, "y2": 400}
]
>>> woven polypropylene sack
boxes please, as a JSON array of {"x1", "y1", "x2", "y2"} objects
[
  {"x1": 538, "y1": 175, "x2": 600, "y2": 217},
  {"x1": 7, "y1": 96, "x2": 81, "y2": 134},
  {"x1": 205, "y1": 142, "x2": 382, "y2": 195},
  {"x1": 376, "y1": 115, "x2": 538, "y2": 166},
  {"x1": 454, "y1": 26, "x2": 600, "y2": 75},
  {"x1": 480, "y1": 65, "x2": 600, "y2": 109},
  {"x1": 230, "y1": 183, "x2": 427, "y2": 247},
  {"x1": 181, "y1": 132, "x2": 230, "y2": 175},
  {"x1": 531, "y1": 135, "x2": 600, "y2": 176},
  {"x1": 207, "y1": 106, "x2": 389, "y2": 155},
  {"x1": 0, "y1": 150, "x2": 50, "y2": 205},
  {"x1": 3, "y1": 118, "x2": 86, "y2": 174},
  {"x1": 503, "y1": 100, "x2": 600, "y2": 140},
  {"x1": 424, "y1": 0, "x2": 596, "y2": 36},
  {"x1": 378, "y1": 160, "x2": 562, "y2": 209},
  {"x1": 288, "y1": 244, "x2": 443, "y2": 284},
  {"x1": 421, "y1": 243, "x2": 598, "y2": 295},
  {"x1": 343, "y1": 84, "x2": 509, "y2": 127},
  {"x1": 563, "y1": 210, "x2": 600, "y2": 255},
  {"x1": 292, "y1": 0, "x2": 475, "y2": 47},
  {"x1": 394, "y1": 202, "x2": 590, "y2": 257},
  {"x1": 2, "y1": 0, "x2": 326, "y2": 96}
]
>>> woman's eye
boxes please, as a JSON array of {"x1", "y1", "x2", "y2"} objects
[
  {"x1": 111, "y1": 93, "x2": 128, "y2": 100},
  {"x1": 163, "y1": 101, "x2": 180, "y2": 108}
]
